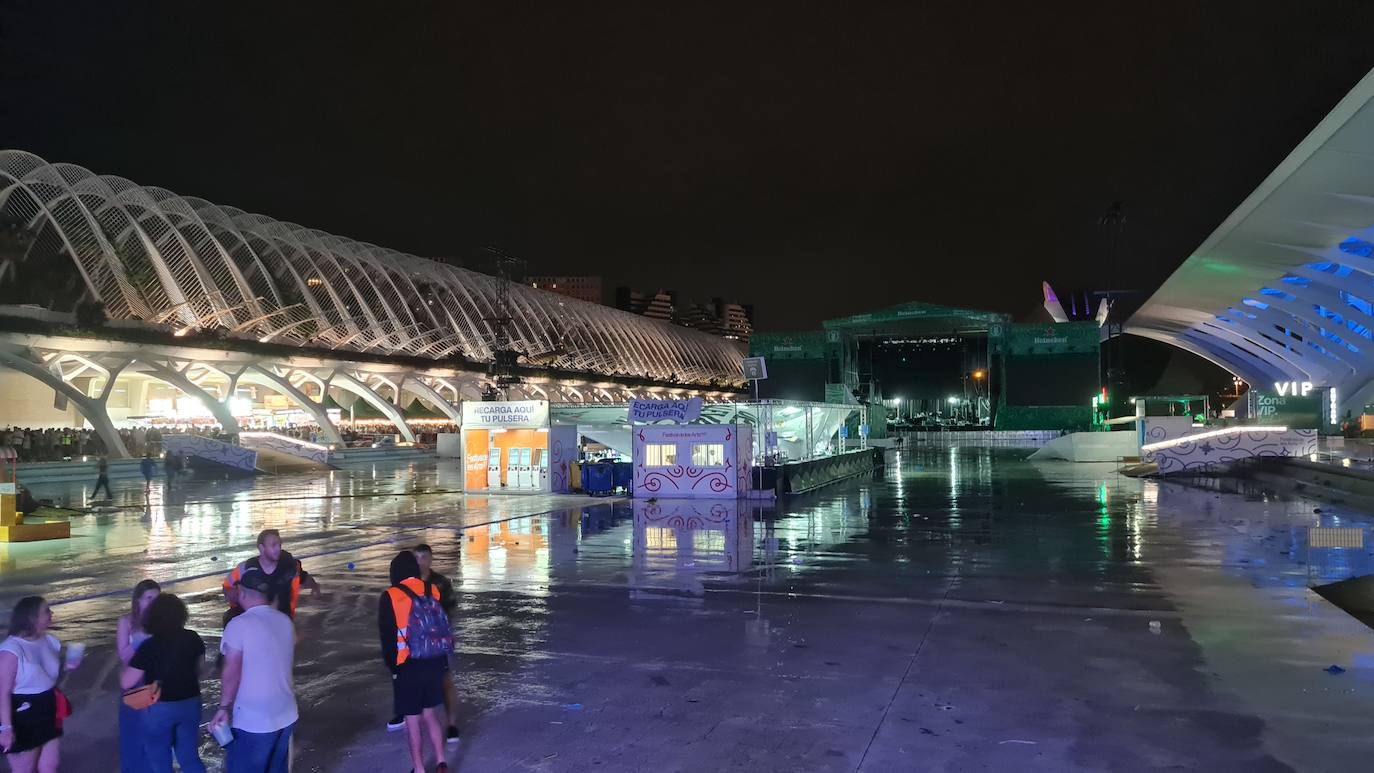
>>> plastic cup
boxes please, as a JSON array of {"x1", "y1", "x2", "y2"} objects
[
  {"x1": 211, "y1": 723, "x2": 234, "y2": 747},
  {"x1": 64, "y1": 642, "x2": 84, "y2": 668}
]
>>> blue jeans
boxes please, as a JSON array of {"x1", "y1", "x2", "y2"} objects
[
  {"x1": 119, "y1": 702, "x2": 150, "y2": 772},
  {"x1": 142, "y1": 697, "x2": 205, "y2": 773},
  {"x1": 227, "y1": 723, "x2": 294, "y2": 773}
]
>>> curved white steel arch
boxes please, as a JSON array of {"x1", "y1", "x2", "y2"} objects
[
  {"x1": 328, "y1": 371, "x2": 416, "y2": 442},
  {"x1": 0, "y1": 151, "x2": 746, "y2": 389},
  {"x1": 0, "y1": 153, "x2": 150, "y2": 319},
  {"x1": 1127, "y1": 66, "x2": 1374, "y2": 413},
  {"x1": 1213, "y1": 308, "x2": 1342, "y2": 379},
  {"x1": 238, "y1": 366, "x2": 344, "y2": 445},
  {"x1": 0, "y1": 349, "x2": 130, "y2": 457}
]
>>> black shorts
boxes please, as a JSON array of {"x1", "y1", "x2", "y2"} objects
[
  {"x1": 392, "y1": 657, "x2": 447, "y2": 717},
  {"x1": 5, "y1": 690, "x2": 59, "y2": 754}
]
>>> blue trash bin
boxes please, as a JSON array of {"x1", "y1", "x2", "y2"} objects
[
  {"x1": 611, "y1": 461, "x2": 633, "y2": 493},
  {"x1": 584, "y1": 462, "x2": 614, "y2": 496}
]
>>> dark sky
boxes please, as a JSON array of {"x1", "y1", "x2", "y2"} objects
[{"x1": 4, "y1": 2, "x2": 1374, "y2": 332}]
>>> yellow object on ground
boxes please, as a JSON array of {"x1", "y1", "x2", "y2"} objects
[{"x1": 0, "y1": 494, "x2": 71, "y2": 542}]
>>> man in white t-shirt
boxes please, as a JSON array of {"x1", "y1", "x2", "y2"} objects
[{"x1": 210, "y1": 568, "x2": 297, "y2": 773}]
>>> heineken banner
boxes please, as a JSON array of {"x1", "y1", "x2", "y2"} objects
[{"x1": 630, "y1": 397, "x2": 703, "y2": 424}]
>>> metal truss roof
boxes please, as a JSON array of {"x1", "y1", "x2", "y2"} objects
[
  {"x1": 0, "y1": 151, "x2": 743, "y2": 387},
  {"x1": 823, "y1": 302, "x2": 1010, "y2": 335},
  {"x1": 1127, "y1": 67, "x2": 1374, "y2": 412}
]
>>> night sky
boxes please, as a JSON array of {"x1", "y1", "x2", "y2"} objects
[{"x1": 4, "y1": 2, "x2": 1374, "y2": 332}]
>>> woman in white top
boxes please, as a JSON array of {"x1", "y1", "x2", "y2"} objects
[
  {"x1": 0, "y1": 596, "x2": 83, "y2": 772},
  {"x1": 117, "y1": 580, "x2": 161, "y2": 773}
]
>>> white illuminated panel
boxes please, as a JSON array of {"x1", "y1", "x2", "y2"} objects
[
  {"x1": 239, "y1": 431, "x2": 330, "y2": 453},
  {"x1": 1274, "y1": 381, "x2": 1314, "y2": 397},
  {"x1": 1140, "y1": 426, "x2": 1288, "y2": 454}
]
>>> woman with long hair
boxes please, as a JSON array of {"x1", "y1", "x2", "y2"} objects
[
  {"x1": 121, "y1": 593, "x2": 206, "y2": 773},
  {"x1": 0, "y1": 596, "x2": 82, "y2": 772},
  {"x1": 117, "y1": 579, "x2": 160, "y2": 772}
]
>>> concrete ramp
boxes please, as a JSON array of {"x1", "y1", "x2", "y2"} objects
[
  {"x1": 1315, "y1": 575, "x2": 1374, "y2": 632},
  {"x1": 1029, "y1": 431, "x2": 1137, "y2": 462},
  {"x1": 251, "y1": 445, "x2": 333, "y2": 474},
  {"x1": 163, "y1": 434, "x2": 257, "y2": 476},
  {"x1": 238, "y1": 432, "x2": 334, "y2": 474}
]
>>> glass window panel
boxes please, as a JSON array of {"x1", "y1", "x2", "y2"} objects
[
  {"x1": 691, "y1": 443, "x2": 725, "y2": 467},
  {"x1": 646, "y1": 444, "x2": 677, "y2": 467}
]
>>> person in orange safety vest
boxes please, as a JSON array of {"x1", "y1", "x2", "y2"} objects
[
  {"x1": 379, "y1": 550, "x2": 453, "y2": 773},
  {"x1": 222, "y1": 529, "x2": 320, "y2": 622}
]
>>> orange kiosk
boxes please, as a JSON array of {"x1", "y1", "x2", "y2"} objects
[
  {"x1": 461, "y1": 400, "x2": 551, "y2": 493},
  {"x1": 0, "y1": 446, "x2": 70, "y2": 542}
]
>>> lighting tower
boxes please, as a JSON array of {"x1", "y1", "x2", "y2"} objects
[
  {"x1": 1099, "y1": 201, "x2": 1127, "y2": 416},
  {"x1": 482, "y1": 246, "x2": 526, "y2": 397}
]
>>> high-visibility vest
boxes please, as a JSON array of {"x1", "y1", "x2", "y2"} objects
[
  {"x1": 385, "y1": 577, "x2": 439, "y2": 666},
  {"x1": 223, "y1": 558, "x2": 304, "y2": 616}
]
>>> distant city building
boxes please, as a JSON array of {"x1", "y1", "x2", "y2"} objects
[
  {"x1": 709, "y1": 298, "x2": 754, "y2": 344},
  {"x1": 677, "y1": 298, "x2": 754, "y2": 344},
  {"x1": 617, "y1": 287, "x2": 753, "y2": 345},
  {"x1": 526, "y1": 275, "x2": 603, "y2": 305},
  {"x1": 615, "y1": 287, "x2": 677, "y2": 323},
  {"x1": 675, "y1": 301, "x2": 713, "y2": 334}
]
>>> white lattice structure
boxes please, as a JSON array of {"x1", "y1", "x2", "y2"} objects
[{"x1": 0, "y1": 150, "x2": 743, "y2": 387}]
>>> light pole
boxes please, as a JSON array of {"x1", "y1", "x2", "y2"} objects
[
  {"x1": 973, "y1": 370, "x2": 986, "y2": 424},
  {"x1": 1100, "y1": 200, "x2": 1127, "y2": 418}
]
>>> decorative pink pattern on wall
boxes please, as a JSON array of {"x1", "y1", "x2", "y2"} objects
[
  {"x1": 548, "y1": 426, "x2": 578, "y2": 493},
  {"x1": 633, "y1": 425, "x2": 741, "y2": 499}
]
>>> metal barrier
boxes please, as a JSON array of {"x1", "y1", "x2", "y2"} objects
[
  {"x1": 777, "y1": 448, "x2": 882, "y2": 494},
  {"x1": 900, "y1": 430, "x2": 1060, "y2": 447}
]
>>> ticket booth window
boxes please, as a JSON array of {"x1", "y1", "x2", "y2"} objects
[
  {"x1": 691, "y1": 443, "x2": 726, "y2": 467},
  {"x1": 645, "y1": 444, "x2": 678, "y2": 467}
]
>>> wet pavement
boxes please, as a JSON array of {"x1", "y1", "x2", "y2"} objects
[{"x1": 7, "y1": 449, "x2": 1374, "y2": 771}]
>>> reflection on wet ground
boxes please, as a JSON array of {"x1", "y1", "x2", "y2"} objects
[{"x1": 11, "y1": 449, "x2": 1374, "y2": 771}]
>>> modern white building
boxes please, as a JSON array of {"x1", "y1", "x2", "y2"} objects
[
  {"x1": 1128, "y1": 66, "x2": 1374, "y2": 418},
  {"x1": 0, "y1": 152, "x2": 746, "y2": 455}
]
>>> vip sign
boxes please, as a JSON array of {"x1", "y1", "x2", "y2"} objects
[
  {"x1": 1274, "y1": 381, "x2": 1314, "y2": 397},
  {"x1": 1254, "y1": 390, "x2": 1321, "y2": 429}
]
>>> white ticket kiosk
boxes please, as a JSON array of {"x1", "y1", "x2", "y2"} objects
[{"x1": 486, "y1": 449, "x2": 502, "y2": 489}]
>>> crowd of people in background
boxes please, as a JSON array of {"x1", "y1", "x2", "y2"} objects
[
  {"x1": 0, "y1": 529, "x2": 460, "y2": 772},
  {"x1": 0, "y1": 423, "x2": 245, "y2": 464},
  {"x1": 0, "y1": 419, "x2": 450, "y2": 466},
  {"x1": 0, "y1": 425, "x2": 178, "y2": 462},
  {"x1": 278, "y1": 425, "x2": 322, "y2": 443},
  {"x1": 0, "y1": 427, "x2": 110, "y2": 462},
  {"x1": 410, "y1": 425, "x2": 458, "y2": 446}
]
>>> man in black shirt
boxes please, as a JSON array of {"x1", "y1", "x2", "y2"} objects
[
  {"x1": 385, "y1": 543, "x2": 460, "y2": 743},
  {"x1": 223, "y1": 529, "x2": 321, "y2": 622}
]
